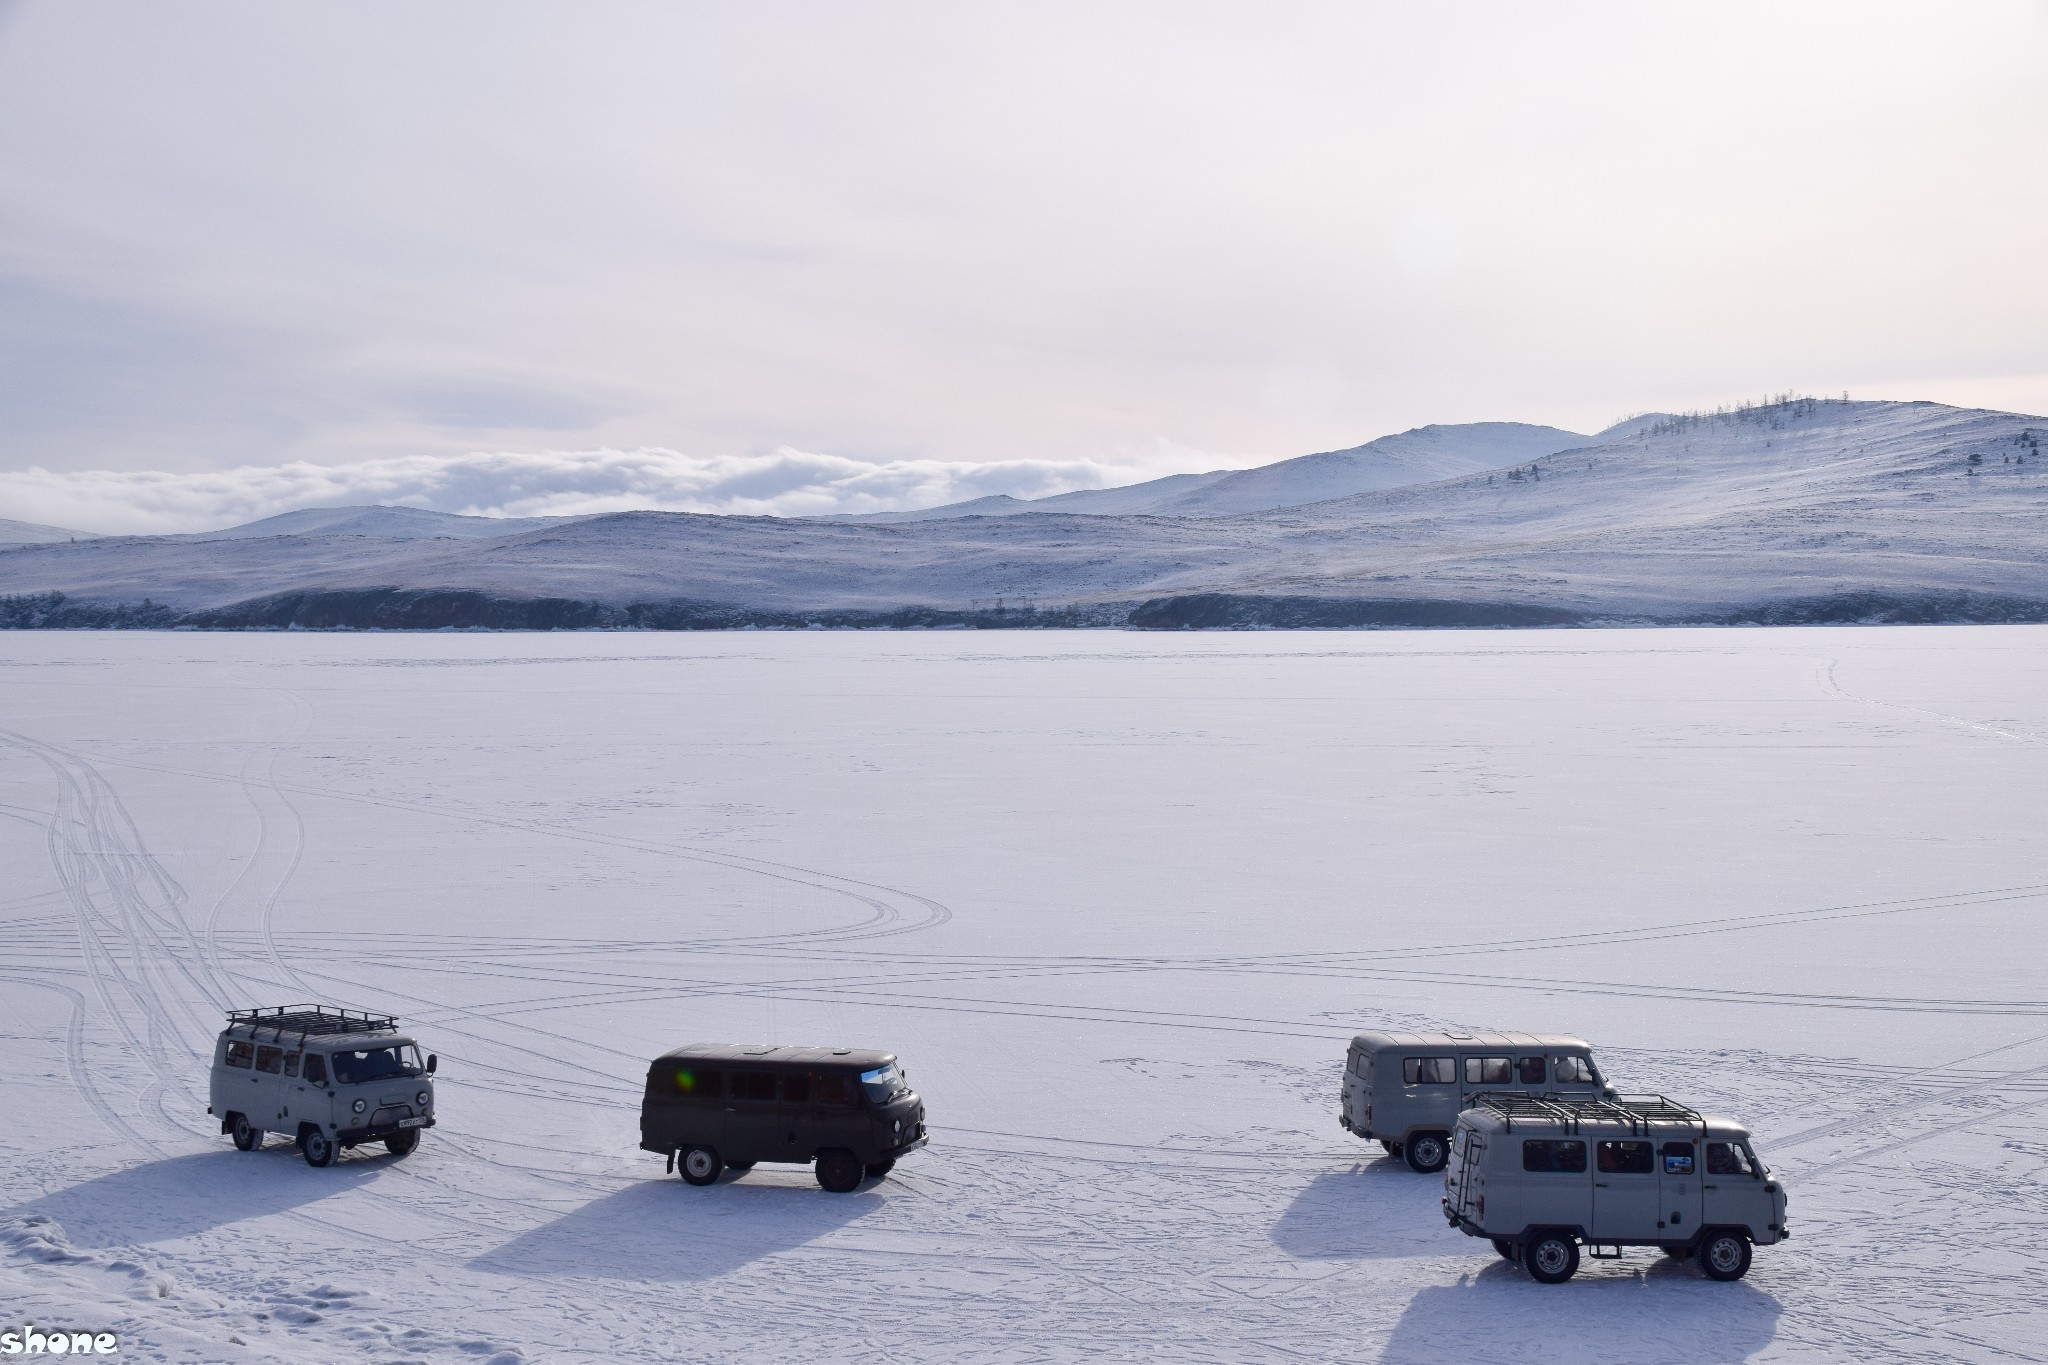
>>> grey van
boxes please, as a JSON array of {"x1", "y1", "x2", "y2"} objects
[
  {"x1": 1339, "y1": 1030, "x2": 1609, "y2": 1173},
  {"x1": 639, "y1": 1044, "x2": 928, "y2": 1193},
  {"x1": 207, "y1": 1005, "x2": 438, "y2": 1167},
  {"x1": 1443, "y1": 1092, "x2": 1789, "y2": 1282}
]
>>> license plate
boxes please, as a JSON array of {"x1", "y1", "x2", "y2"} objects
[{"x1": 399, "y1": 1116, "x2": 428, "y2": 1128}]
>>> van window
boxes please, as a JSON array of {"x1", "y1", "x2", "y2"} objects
[
  {"x1": 672, "y1": 1066, "x2": 722, "y2": 1099},
  {"x1": 1522, "y1": 1140, "x2": 1587, "y2": 1172},
  {"x1": 225, "y1": 1041, "x2": 254, "y2": 1069},
  {"x1": 1351, "y1": 1049, "x2": 1373, "y2": 1082},
  {"x1": 730, "y1": 1072, "x2": 778, "y2": 1102},
  {"x1": 815, "y1": 1074, "x2": 851, "y2": 1105},
  {"x1": 860, "y1": 1064, "x2": 908, "y2": 1104},
  {"x1": 783, "y1": 1074, "x2": 811, "y2": 1103},
  {"x1": 1661, "y1": 1142, "x2": 1696, "y2": 1175},
  {"x1": 332, "y1": 1045, "x2": 424, "y2": 1084},
  {"x1": 1596, "y1": 1141, "x2": 1654, "y2": 1174},
  {"x1": 1554, "y1": 1056, "x2": 1596, "y2": 1084},
  {"x1": 1465, "y1": 1057, "x2": 1510, "y2": 1085},
  {"x1": 256, "y1": 1046, "x2": 284, "y2": 1074},
  {"x1": 303, "y1": 1054, "x2": 327, "y2": 1086},
  {"x1": 283, "y1": 1051, "x2": 301, "y2": 1078},
  {"x1": 1705, "y1": 1142, "x2": 1756, "y2": 1177},
  {"x1": 1402, "y1": 1057, "x2": 1456, "y2": 1085},
  {"x1": 1516, "y1": 1056, "x2": 1545, "y2": 1085}
]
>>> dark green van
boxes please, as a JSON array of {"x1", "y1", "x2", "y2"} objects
[{"x1": 639, "y1": 1044, "x2": 928, "y2": 1193}]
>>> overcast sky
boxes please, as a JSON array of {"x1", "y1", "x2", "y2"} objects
[{"x1": 3, "y1": 2, "x2": 2046, "y2": 532}]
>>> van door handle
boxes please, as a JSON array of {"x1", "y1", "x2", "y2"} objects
[
  {"x1": 1594, "y1": 1182, "x2": 1610, "y2": 1187},
  {"x1": 1703, "y1": 1184, "x2": 1718, "y2": 1190}
]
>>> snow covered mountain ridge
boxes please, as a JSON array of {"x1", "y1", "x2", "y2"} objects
[{"x1": 3, "y1": 399, "x2": 2044, "y2": 629}]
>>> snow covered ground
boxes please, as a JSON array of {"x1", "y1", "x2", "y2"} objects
[{"x1": 3, "y1": 626, "x2": 2047, "y2": 1363}]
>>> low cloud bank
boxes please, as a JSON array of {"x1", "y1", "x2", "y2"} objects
[{"x1": 0, "y1": 446, "x2": 1161, "y2": 536}]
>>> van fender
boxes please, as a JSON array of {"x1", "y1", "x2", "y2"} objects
[
  {"x1": 219, "y1": 1112, "x2": 239, "y2": 1136},
  {"x1": 665, "y1": 1149, "x2": 676, "y2": 1175},
  {"x1": 1501, "y1": 1223, "x2": 1589, "y2": 1246}
]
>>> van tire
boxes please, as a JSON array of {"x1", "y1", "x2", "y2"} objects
[
  {"x1": 1698, "y1": 1230, "x2": 1752, "y2": 1281},
  {"x1": 864, "y1": 1160, "x2": 895, "y2": 1179},
  {"x1": 1491, "y1": 1238, "x2": 1516, "y2": 1260},
  {"x1": 384, "y1": 1129, "x2": 420, "y2": 1158},
  {"x1": 230, "y1": 1114, "x2": 261, "y2": 1151},
  {"x1": 300, "y1": 1127, "x2": 337, "y2": 1168},
  {"x1": 815, "y1": 1149, "x2": 862, "y2": 1193},
  {"x1": 1404, "y1": 1132, "x2": 1449, "y2": 1174},
  {"x1": 1524, "y1": 1232, "x2": 1579, "y2": 1284},
  {"x1": 678, "y1": 1146, "x2": 723, "y2": 1186}
]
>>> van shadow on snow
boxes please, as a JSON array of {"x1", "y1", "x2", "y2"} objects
[
  {"x1": 1377, "y1": 1258, "x2": 1783, "y2": 1363},
  {"x1": 470, "y1": 1173, "x2": 880, "y2": 1283},
  {"x1": 1, "y1": 1147, "x2": 376, "y2": 1248},
  {"x1": 1270, "y1": 1158, "x2": 1470, "y2": 1260}
]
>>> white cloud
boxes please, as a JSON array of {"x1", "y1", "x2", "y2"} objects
[{"x1": 0, "y1": 446, "x2": 1164, "y2": 536}]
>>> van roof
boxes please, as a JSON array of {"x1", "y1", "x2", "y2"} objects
[
  {"x1": 1456, "y1": 1094, "x2": 1752, "y2": 1142},
  {"x1": 221, "y1": 1004, "x2": 400, "y2": 1039},
  {"x1": 222, "y1": 1024, "x2": 417, "y2": 1050},
  {"x1": 1349, "y1": 1030, "x2": 1591, "y2": 1052},
  {"x1": 653, "y1": 1043, "x2": 897, "y2": 1069}
]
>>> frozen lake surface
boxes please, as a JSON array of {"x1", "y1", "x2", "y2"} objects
[{"x1": 3, "y1": 627, "x2": 2046, "y2": 1363}]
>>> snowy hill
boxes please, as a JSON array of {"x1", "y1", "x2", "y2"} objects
[
  {"x1": 3, "y1": 399, "x2": 2044, "y2": 628},
  {"x1": 1132, "y1": 421, "x2": 1594, "y2": 517},
  {"x1": 0, "y1": 516, "x2": 102, "y2": 546},
  {"x1": 176, "y1": 505, "x2": 576, "y2": 541},
  {"x1": 845, "y1": 422, "x2": 1585, "y2": 522}
]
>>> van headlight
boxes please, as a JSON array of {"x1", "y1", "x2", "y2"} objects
[
  {"x1": 352, "y1": 1098, "x2": 366, "y2": 1115},
  {"x1": 416, "y1": 1090, "x2": 429, "y2": 1107}
]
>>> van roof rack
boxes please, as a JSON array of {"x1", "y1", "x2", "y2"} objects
[
  {"x1": 225, "y1": 1005, "x2": 398, "y2": 1039},
  {"x1": 1465, "y1": 1091, "x2": 1705, "y2": 1135}
]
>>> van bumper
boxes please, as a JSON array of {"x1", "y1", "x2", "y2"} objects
[
  {"x1": 883, "y1": 1130, "x2": 929, "y2": 1162},
  {"x1": 337, "y1": 1116, "x2": 435, "y2": 1146}
]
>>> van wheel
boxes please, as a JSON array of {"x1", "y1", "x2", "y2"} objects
[
  {"x1": 1404, "y1": 1132, "x2": 1449, "y2": 1174},
  {"x1": 1524, "y1": 1232, "x2": 1579, "y2": 1284},
  {"x1": 864, "y1": 1159, "x2": 895, "y2": 1179},
  {"x1": 230, "y1": 1114, "x2": 261, "y2": 1151},
  {"x1": 678, "y1": 1146, "x2": 723, "y2": 1186},
  {"x1": 1699, "y1": 1230, "x2": 1752, "y2": 1281},
  {"x1": 1379, "y1": 1140, "x2": 1400, "y2": 1157},
  {"x1": 300, "y1": 1128, "x2": 337, "y2": 1168},
  {"x1": 815, "y1": 1149, "x2": 863, "y2": 1193},
  {"x1": 384, "y1": 1129, "x2": 420, "y2": 1158},
  {"x1": 1491, "y1": 1238, "x2": 1516, "y2": 1261}
]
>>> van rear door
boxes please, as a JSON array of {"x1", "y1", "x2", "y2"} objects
[{"x1": 1449, "y1": 1128, "x2": 1486, "y2": 1222}]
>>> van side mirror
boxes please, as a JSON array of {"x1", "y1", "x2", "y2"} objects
[{"x1": 426, "y1": 1054, "x2": 438, "y2": 1074}]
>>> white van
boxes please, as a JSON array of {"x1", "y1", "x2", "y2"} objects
[
  {"x1": 1339, "y1": 1031, "x2": 1610, "y2": 1173},
  {"x1": 208, "y1": 1005, "x2": 438, "y2": 1167},
  {"x1": 1442, "y1": 1093, "x2": 1789, "y2": 1282}
]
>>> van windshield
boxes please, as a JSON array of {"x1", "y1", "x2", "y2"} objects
[
  {"x1": 332, "y1": 1044, "x2": 423, "y2": 1084},
  {"x1": 859, "y1": 1063, "x2": 907, "y2": 1104}
]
